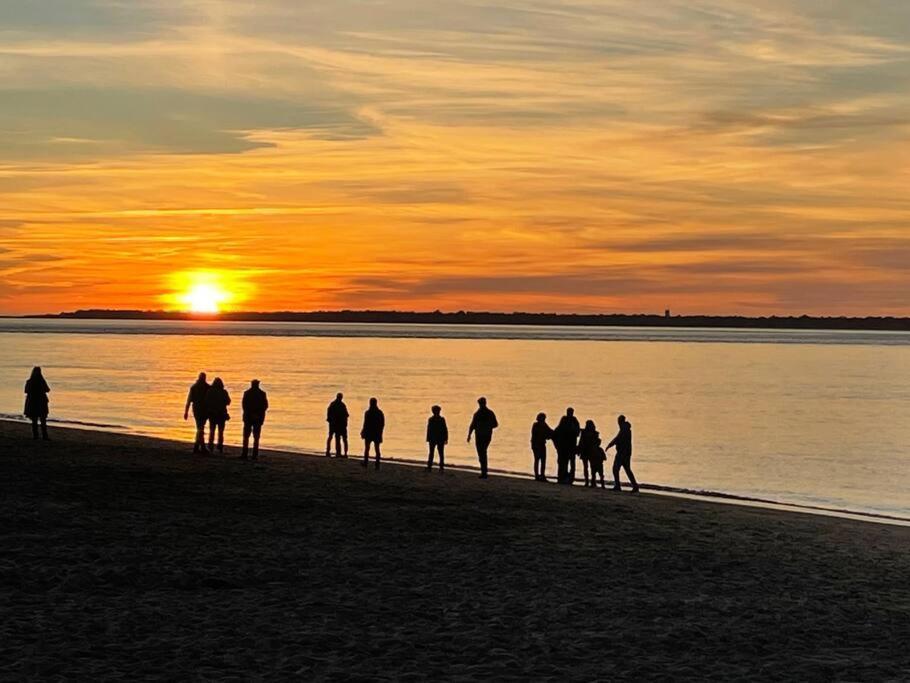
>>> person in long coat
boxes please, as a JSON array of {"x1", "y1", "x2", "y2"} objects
[
  {"x1": 576, "y1": 420, "x2": 601, "y2": 488},
  {"x1": 204, "y1": 377, "x2": 231, "y2": 454},
  {"x1": 361, "y1": 397, "x2": 385, "y2": 469},
  {"x1": 24, "y1": 366, "x2": 50, "y2": 441},
  {"x1": 183, "y1": 372, "x2": 210, "y2": 453},
  {"x1": 530, "y1": 412, "x2": 554, "y2": 481}
]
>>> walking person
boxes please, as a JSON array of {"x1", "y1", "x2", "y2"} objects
[
  {"x1": 204, "y1": 377, "x2": 231, "y2": 454},
  {"x1": 606, "y1": 414, "x2": 640, "y2": 493},
  {"x1": 426, "y1": 405, "x2": 448, "y2": 472},
  {"x1": 530, "y1": 412, "x2": 554, "y2": 481},
  {"x1": 326, "y1": 392, "x2": 349, "y2": 458},
  {"x1": 467, "y1": 397, "x2": 498, "y2": 479},
  {"x1": 240, "y1": 379, "x2": 269, "y2": 461},
  {"x1": 183, "y1": 372, "x2": 210, "y2": 453},
  {"x1": 24, "y1": 366, "x2": 51, "y2": 441},
  {"x1": 553, "y1": 407, "x2": 580, "y2": 485},
  {"x1": 577, "y1": 420, "x2": 601, "y2": 488},
  {"x1": 361, "y1": 397, "x2": 385, "y2": 470}
]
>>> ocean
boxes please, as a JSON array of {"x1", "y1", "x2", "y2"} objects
[{"x1": 2, "y1": 318, "x2": 908, "y2": 520}]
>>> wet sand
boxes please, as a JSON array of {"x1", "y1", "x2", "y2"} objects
[{"x1": 2, "y1": 420, "x2": 909, "y2": 680}]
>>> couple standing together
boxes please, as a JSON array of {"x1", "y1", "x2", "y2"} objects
[
  {"x1": 324, "y1": 393, "x2": 385, "y2": 470},
  {"x1": 184, "y1": 373, "x2": 269, "y2": 460}
]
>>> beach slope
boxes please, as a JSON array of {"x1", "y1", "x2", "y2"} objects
[{"x1": 2, "y1": 421, "x2": 909, "y2": 680}]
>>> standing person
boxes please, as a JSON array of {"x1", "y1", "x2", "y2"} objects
[
  {"x1": 360, "y1": 397, "x2": 385, "y2": 470},
  {"x1": 553, "y1": 407, "x2": 580, "y2": 485},
  {"x1": 204, "y1": 377, "x2": 231, "y2": 454},
  {"x1": 606, "y1": 414, "x2": 640, "y2": 493},
  {"x1": 326, "y1": 392, "x2": 349, "y2": 458},
  {"x1": 241, "y1": 379, "x2": 269, "y2": 461},
  {"x1": 467, "y1": 397, "x2": 498, "y2": 479},
  {"x1": 183, "y1": 372, "x2": 210, "y2": 453},
  {"x1": 426, "y1": 405, "x2": 448, "y2": 473},
  {"x1": 23, "y1": 366, "x2": 51, "y2": 441},
  {"x1": 530, "y1": 412, "x2": 553, "y2": 481},
  {"x1": 577, "y1": 420, "x2": 601, "y2": 488}
]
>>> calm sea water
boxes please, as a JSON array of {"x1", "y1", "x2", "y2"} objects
[{"x1": 1, "y1": 319, "x2": 908, "y2": 519}]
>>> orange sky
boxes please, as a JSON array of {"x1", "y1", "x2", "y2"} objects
[{"x1": 1, "y1": 1, "x2": 909, "y2": 315}]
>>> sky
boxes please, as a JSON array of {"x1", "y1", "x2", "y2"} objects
[{"x1": 1, "y1": 0, "x2": 909, "y2": 316}]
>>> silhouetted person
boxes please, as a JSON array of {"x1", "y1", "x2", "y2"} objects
[
  {"x1": 577, "y1": 420, "x2": 601, "y2": 488},
  {"x1": 590, "y1": 444, "x2": 607, "y2": 489},
  {"x1": 24, "y1": 366, "x2": 50, "y2": 441},
  {"x1": 184, "y1": 372, "x2": 210, "y2": 453},
  {"x1": 467, "y1": 397, "x2": 498, "y2": 479},
  {"x1": 530, "y1": 412, "x2": 553, "y2": 481},
  {"x1": 607, "y1": 414, "x2": 639, "y2": 493},
  {"x1": 241, "y1": 379, "x2": 269, "y2": 461},
  {"x1": 361, "y1": 397, "x2": 385, "y2": 470},
  {"x1": 326, "y1": 392, "x2": 349, "y2": 458},
  {"x1": 553, "y1": 407, "x2": 580, "y2": 485},
  {"x1": 426, "y1": 405, "x2": 448, "y2": 472},
  {"x1": 205, "y1": 377, "x2": 231, "y2": 454}
]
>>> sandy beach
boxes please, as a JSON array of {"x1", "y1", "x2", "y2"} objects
[{"x1": 2, "y1": 420, "x2": 909, "y2": 680}]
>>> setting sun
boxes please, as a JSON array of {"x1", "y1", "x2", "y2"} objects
[
  {"x1": 184, "y1": 283, "x2": 228, "y2": 313},
  {"x1": 161, "y1": 270, "x2": 248, "y2": 313}
]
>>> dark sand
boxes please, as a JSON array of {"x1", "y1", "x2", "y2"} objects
[{"x1": 2, "y1": 420, "x2": 909, "y2": 681}]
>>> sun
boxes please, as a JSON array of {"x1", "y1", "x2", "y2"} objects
[
  {"x1": 163, "y1": 271, "x2": 240, "y2": 314},
  {"x1": 184, "y1": 283, "x2": 228, "y2": 313}
]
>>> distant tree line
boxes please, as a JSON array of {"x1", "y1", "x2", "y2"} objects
[{"x1": 31, "y1": 309, "x2": 910, "y2": 331}]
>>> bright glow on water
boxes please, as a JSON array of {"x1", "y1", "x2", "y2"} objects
[{"x1": 1, "y1": 319, "x2": 908, "y2": 518}]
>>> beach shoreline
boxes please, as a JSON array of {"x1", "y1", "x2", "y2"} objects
[
  {"x1": 3, "y1": 418, "x2": 910, "y2": 679},
  {"x1": 2, "y1": 417, "x2": 906, "y2": 527}
]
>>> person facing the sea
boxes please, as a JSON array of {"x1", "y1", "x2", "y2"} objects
[
  {"x1": 467, "y1": 397, "x2": 498, "y2": 479},
  {"x1": 426, "y1": 405, "x2": 448, "y2": 473},
  {"x1": 553, "y1": 408, "x2": 580, "y2": 485},
  {"x1": 606, "y1": 414, "x2": 639, "y2": 493},
  {"x1": 577, "y1": 420, "x2": 602, "y2": 488},
  {"x1": 361, "y1": 397, "x2": 385, "y2": 470},
  {"x1": 183, "y1": 372, "x2": 210, "y2": 453},
  {"x1": 24, "y1": 366, "x2": 51, "y2": 441},
  {"x1": 326, "y1": 392, "x2": 349, "y2": 458},
  {"x1": 204, "y1": 377, "x2": 231, "y2": 454},
  {"x1": 241, "y1": 379, "x2": 269, "y2": 461},
  {"x1": 530, "y1": 412, "x2": 553, "y2": 481}
]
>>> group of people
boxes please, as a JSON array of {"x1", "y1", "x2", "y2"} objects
[
  {"x1": 531, "y1": 408, "x2": 639, "y2": 492},
  {"x1": 323, "y1": 393, "x2": 638, "y2": 490},
  {"x1": 183, "y1": 373, "x2": 269, "y2": 460},
  {"x1": 20, "y1": 367, "x2": 640, "y2": 491}
]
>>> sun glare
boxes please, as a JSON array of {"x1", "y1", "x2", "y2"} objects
[
  {"x1": 184, "y1": 283, "x2": 227, "y2": 313},
  {"x1": 163, "y1": 271, "x2": 241, "y2": 314}
]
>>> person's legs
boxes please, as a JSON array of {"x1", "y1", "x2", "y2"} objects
[
  {"x1": 342, "y1": 433, "x2": 348, "y2": 457},
  {"x1": 208, "y1": 420, "x2": 216, "y2": 452},
  {"x1": 611, "y1": 453, "x2": 622, "y2": 491},
  {"x1": 194, "y1": 416, "x2": 206, "y2": 453},
  {"x1": 582, "y1": 459, "x2": 590, "y2": 486},
  {"x1": 556, "y1": 449, "x2": 566, "y2": 483},
  {"x1": 622, "y1": 454, "x2": 639, "y2": 491},
  {"x1": 568, "y1": 454, "x2": 576, "y2": 484},
  {"x1": 242, "y1": 423, "x2": 252, "y2": 459},
  {"x1": 476, "y1": 436, "x2": 490, "y2": 477},
  {"x1": 427, "y1": 443, "x2": 435, "y2": 470},
  {"x1": 216, "y1": 421, "x2": 225, "y2": 452},
  {"x1": 251, "y1": 424, "x2": 261, "y2": 459},
  {"x1": 326, "y1": 430, "x2": 333, "y2": 456},
  {"x1": 335, "y1": 433, "x2": 343, "y2": 458},
  {"x1": 30, "y1": 417, "x2": 39, "y2": 440},
  {"x1": 438, "y1": 443, "x2": 445, "y2": 472},
  {"x1": 40, "y1": 416, "x2": 49, "y2": 440},
  {"x1": 363, "y1": 441, "x2": 370, "y2": 466},
  {"x1": 374, "y1": 443, "x2": 381, "y2": 470}
]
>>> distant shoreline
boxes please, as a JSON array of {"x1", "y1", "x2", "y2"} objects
[{"x1": 18, "y1": 309, "x2": 910, "y2": 331}]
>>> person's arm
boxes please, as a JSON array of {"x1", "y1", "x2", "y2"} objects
[
  {"x1": 467, "y1": 415, "x2": 475, "y2": 442},
  {"x1": 263, "y1": 394, "x2": 269, "y2": 412},
  {"x1": 426, "y1": 419, "x2": 432, "y2": 443},
  {"x1": 491, "y1": 412, "x2": 499, "y2": 430},
  {"x1": 442, "y1": 419, "x2": 448, "y2": 444},
  {"x1": 225, "y1": 392, "x2": 232, "y2": 406},
  {"x1": 184, "y1": 389, "x2": 192, "y2": 420},
  {"x1": 605, "y1": 432, "x2": 619, "y2": 450},
  {"x1": 43, "y1": 379, "x2": 50, "y2": 393}
]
